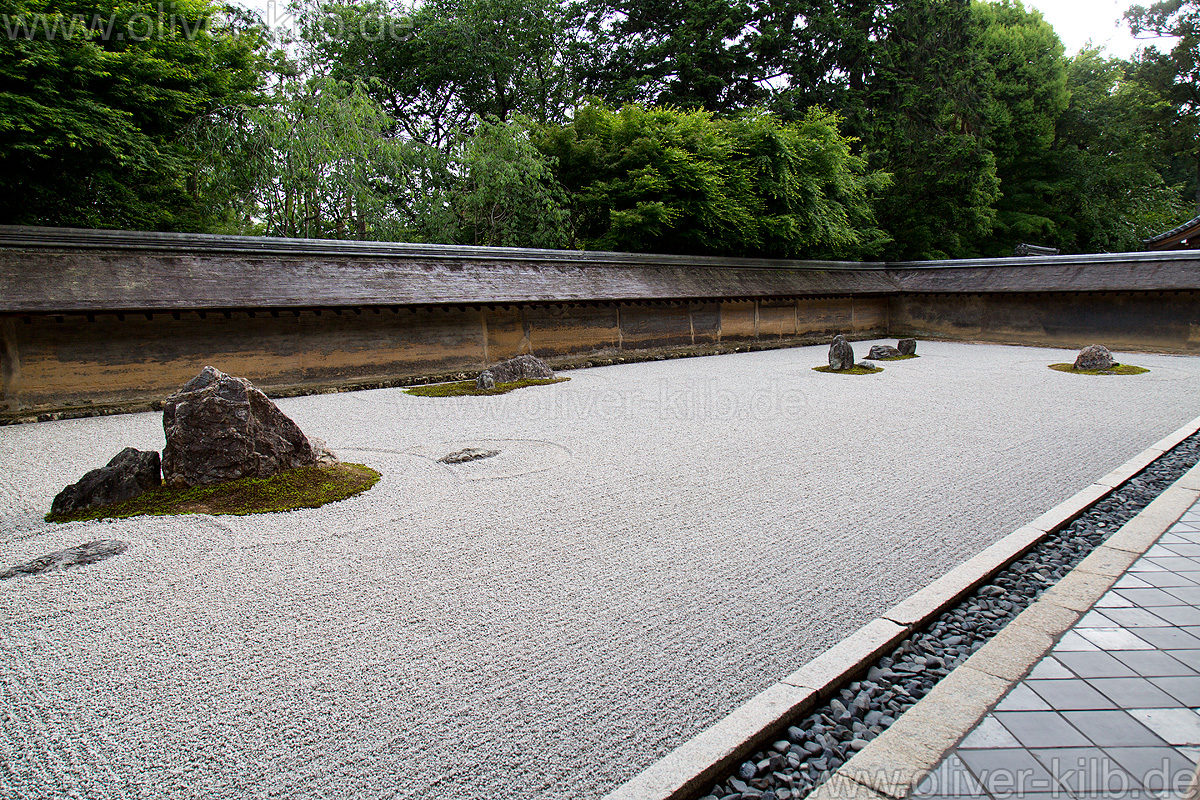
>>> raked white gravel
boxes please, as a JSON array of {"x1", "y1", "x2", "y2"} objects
[{"x1": 4, "y1": 341, "x2": 1200, "y2": 799}]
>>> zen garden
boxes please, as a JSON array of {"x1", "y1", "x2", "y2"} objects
[{"x1": 5, "y1": 0, "x2": 1200, "y2": 799}]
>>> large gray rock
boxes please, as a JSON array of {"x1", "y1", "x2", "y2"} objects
[
  {"x1": 828, "y1": 335, "x2": 854, "y2": 371},
  {"x1": 1073, "y1": 345, "x2": 1116, "y2": 371},
  {"x1": 476, "y1": 354, "x2": 554, "y2": 390},
  {"x1": 866, "y1": 345, "x2": 902, "y2": 360},
  {"x1": 162, "y1": 366, "x2": 317, "y2": 487},
  {"x1": 897, "y1": 338, "x2": 917, "y2": 356},
  {"x1": 51, "y1": 448, "x2": 161, "y2": 516}
]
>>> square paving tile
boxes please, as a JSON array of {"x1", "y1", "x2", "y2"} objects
[
  {"x1": 1134, "y1": 571, "x2": 1200, "y2": 589},
  {"x1": 960, "y1": 715, "x2": 1022, "y2": 749},
  {"x1": 1160, "y1": 543, "x2": 1200, "y2": 557},
  {"x1": 1077, "y1": 629, "x2": 1156, "y2": 651},
  {"x1": 1111, "y1": 651, "x2": 1198, "y2": 678},
  {"x1": 1148, "y1": 606, "x2": 1200, "y2": 627},
  {"x1": 1060, "y1": 711, "x2": 1168, "y2": 747},
  {"x1": 1028, "y1": 679, "x2": 1117, "y2": 710},
  {"x1": 994, "y1": 711, "x2": 1094, "y2": 748},
  {"x1": 1165, "y1": 650, "x2": 1200, "y2": 672},
  {"x1": 1088, "y1": 678, "x2": 1181, "y2": 709},
  {"x1": 914, "y1": 754, "x2": 988, "y2": 797},
  {"x1": 1029, "y1": 658, "x2": 1076, "y2": 680},
  {"x1": 1118, "y1": 573, "x2": 1158, "y2": 584},
  {"x1": 1126, "y1": 627, "x2": 1200, "y2": 650},
  {"x1": 1057, "y1": 632, "x2": 1103, "y2": 652},
  {"x1": 1127, "y1": 708, "x2": 1200, "y2": 746},
  {"x1": 1148, "y1": 676, "x2": 1200, "y2": 706},
  {"x1": 1055, "y1": 651, "x2": 1140, "y2": 679},
  {"x1": 1164, "y1": 586, "x2": 1200, "y2": 605},
  {"x1": 1098, "y1": 609, "x2": 1173, "y2": 629},
  {"x1": 957, "y1": 748, "x2": 1062, "y2": 797},
  {"x1": 1029, "y1": 748, "x2": 1140, "y2": 794},
  {"x1": 1145, "y1": 557, "x2": 1200, "y2": 572},
  {"x1": 997, "y1": 683, "x2": 1053, "y2": 712},
  {"x1": 1103, "y1": 746, "x2": 1198, "y2": 793},
  {"x1": 1146, "y1": 546, "x2": 1184, "y2": 559},
  {"x1": 1081, "y1": 611, "x2": 1119, "y2": 627},
  {"x1": 1096, "y1": 592, "x2": 1136, "y2": 609},
  {"x1": 1116, "y1": 588, "x2": 1191, "y2": 607}
]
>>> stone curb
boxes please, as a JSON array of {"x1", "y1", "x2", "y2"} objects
[
  {"x1": 812, "y1": 463, "x2": 1200, "y2": 800},
  {"x1": 603, "y1": 414, "x2": 1200, "y2": 800}
]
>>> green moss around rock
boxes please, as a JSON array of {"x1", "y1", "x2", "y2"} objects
[
  {"x1": 46, "y1": 462, "x2": 381, "y2": 523},
  {"x1": 404, "y1": 377, "x2": 570, "y2": 397},
  {"x1": 1048, "y1": 363, "x2": 1149, "y2": 376},
  {"x1": 871, "y1": 354, "x2": 920, "y2": 361},
  {"x1": 812, "y1": 365, "x2": 883, "y2": 375}
]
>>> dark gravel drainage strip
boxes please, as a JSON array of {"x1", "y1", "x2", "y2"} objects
[{"x1": 606, "y1": 416, "x2": 1200, "y2": 800}]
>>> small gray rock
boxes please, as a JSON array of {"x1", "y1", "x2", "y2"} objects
[
  {"x1": 856, "y1": 362, "x2": 877, "y2": 371},
  {"x1": 51, "y1": 448, "x2": 161, "y2": 516},
  {"x1": 897, "y1": 338, "x2": 917, "y2": 356},
  {"x1": 476, "y1": 371, "x2": 497, "y2": 390},
  {"x1": 866, "y1": 345, "x2": 901, "y2": 360},
  {"x1": 828, "y1": 335, "x2": 854, "y2": 370},
  {"x1": 1073, "y1": 344, "x2": 1116, "y2": 370}
]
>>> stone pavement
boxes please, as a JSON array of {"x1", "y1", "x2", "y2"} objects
[{"x1": 917, "y1": 501, "x2": 1200, "y2": 800}]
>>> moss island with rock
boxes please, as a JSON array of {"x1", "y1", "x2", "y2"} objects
[{"x1": 47, "y1": 462, "x2": 380, "y2": 523}]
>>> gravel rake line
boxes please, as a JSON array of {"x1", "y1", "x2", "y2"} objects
[{"x1": 701, "y1": 433, "x2": 1200, "y2": 800}]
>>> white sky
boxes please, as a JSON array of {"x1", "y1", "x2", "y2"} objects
[{"x1": 1024, "y1": 0, "x2": 1172, "y2": 59}]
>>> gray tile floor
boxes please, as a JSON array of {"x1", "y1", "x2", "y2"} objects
[{"x1": 916, "y1": 504, "x2": 1200, "y2": 799}]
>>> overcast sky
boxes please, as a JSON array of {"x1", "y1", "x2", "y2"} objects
[{"x1": 1024, "y1": 0, "x2": 1169, "y2": 58}]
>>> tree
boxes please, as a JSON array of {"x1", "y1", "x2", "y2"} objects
[
  {"x1": 0, "y1": 0, "x2": 267, "y2": 230},
  {"x1": 577, "y1": 0, "x2": 766, "y2": 112},
  {"x1": 452, "y1": 116, "x2": 571, "y2": 248},
  {"x1": 1127, "y1": 0, "x2": 1200, "y2": 214},
  {"x1": 302, "y1": 0, "x2": 584, "y2": 149},
  {"x1": 536, "y1": 103, "x2": 888, "y2": 258},
  {"x1": 1045, "y1": 48, "x2": 1189, "y2": 252},
  {"x1": 972, "y1": 0, "x2": 1070, "y2": 254},
  {"x1": 190, "y1": 74, "x2": 432, "y2": 240}
]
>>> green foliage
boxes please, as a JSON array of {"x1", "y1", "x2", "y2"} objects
[
  {"x1": 0, "y1": 0, "x2": 267, "y2": 229},
  {"x1": 1127, "y1": 0, "x2": 1200, "y2": 214},
  {"x1": 452, "y1": 117, "x2": 571, "y2": 247},
  {"x1": 190, "y1": 74, "x2": 421, "y2": 239},
  {"x1": 538, "y1": 103, "x2": 888, "y2": 258},
  {"x1": 972, "y1": 0, "x2": 1070, "y2": 254},
  {"x1": 578, "y1": 0, "x2": 763, "y2": 112},
  {"x1": 404, "y1": 377, "x2": 569, "y2": 396},
  {"x1": 1050, "y1": 49, "x2": 1190, "y2": 252},
  {"x1": 45, "y1": 462, "x2": 381, "y2": 523}
]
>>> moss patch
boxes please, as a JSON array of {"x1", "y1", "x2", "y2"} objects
[
  {"x1": 404, "y1": 377, "x2": 570, "y2": 397},
  {"x1": 1049, "y1": 363, "x2": 1149, "y2": 376},
  {"x1": 871, "y1": 354, "x2": 920, "y2": 361},
  {"x1": 812, "y1": 365, "x2": 884, "y2": 375},
  {"x1": 46, "y1": 462, "x2": 380, "y2": 523}
]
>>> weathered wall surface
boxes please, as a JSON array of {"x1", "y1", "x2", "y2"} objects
[
  {"x1": 3, "y1": 225, "x2": 1200, "y2": 421},
  {"x1": 0, "y1": 297, "x2": 888, "y2": 419},
  {"x1": 890, "y1": 291, "x2": 1200, "y2": 353}
]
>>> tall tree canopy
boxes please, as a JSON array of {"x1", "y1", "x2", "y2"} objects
[
  {"x1": 3, "y1": 0, "x2": 1197, "y2": 257},
  {"x1": 0, "y1": 0, "x2": 267, "y2": 230}
]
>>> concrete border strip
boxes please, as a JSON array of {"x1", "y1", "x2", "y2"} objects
[{"x1": 604, "y1": 414, "x2": 1200, "y2": 800}]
